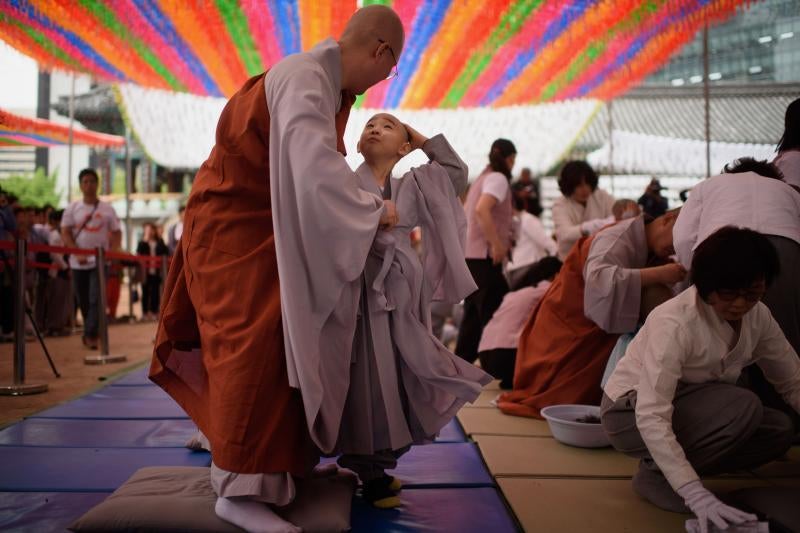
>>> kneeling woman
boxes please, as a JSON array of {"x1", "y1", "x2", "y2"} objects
[
  {"x1": 602, "y1": 227, "x2": 799, "y2": 531},
  {"x1": 497, "y1": 210, "x2": 684, "y2": 417}
]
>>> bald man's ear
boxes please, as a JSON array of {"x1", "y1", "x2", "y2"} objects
[
  {"x1": 398, "y1": 142, "x2": 411, "y2": 157},
  {"x1": 357, "y1": 140, "x2": 362, "y2": 154}
]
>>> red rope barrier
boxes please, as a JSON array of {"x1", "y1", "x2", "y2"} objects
[{"x1": 1, "y1": 240, "x2": 168, "y2": 267}]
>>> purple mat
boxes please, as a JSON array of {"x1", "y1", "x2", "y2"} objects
[
  {"x1": 0, "y1": 446, "x2": 210, "y2": 492},
  {"x1": 436, "y1": 418, "x2": 467, "y2": 442},
  {"x1": 351, "y1": 487, "x2": 517, "y2": 532},
  {"x1": 0, "y1": 492, "x2": 110, "y2": 533},
  {"x1": 0, "y1": 419, "x2": 197, "y2": 448}
]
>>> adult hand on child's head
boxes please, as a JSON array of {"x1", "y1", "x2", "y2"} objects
[
  {"x1": 403, "y1": 124, "x2": 428, "y2": 151},
  {"x1": 658, "y1": 262, "x2": 687, "y2": 285},
  {"x1": 678, "y1": 480, "x2": 757, "y2": 533},
  {"x1": 380, "y1": 200, "x2": 399, "y2": 231}
]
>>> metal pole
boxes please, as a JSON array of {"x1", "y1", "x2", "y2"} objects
[
  {"x1": 84, "y1": 247, "x2": 126, "y2": 365},
  {"x1": 67, "y1": 73, "x2": 75, "y2": 204},
  {"x1": 607, "y1": 99, "x2": 615, "y2": 195},
  {"x1": 0, "y1": 239, "x2": 48, "y2": 395},
  {"x1": 124, "y1": 126, "x2": 134, "y2": 322},
  {"x1": 703, "y1": 24, "x2": 711, "y2": 179},
  {"x1": 124, "y1": 126, "x2": 132, "y2": 253}
]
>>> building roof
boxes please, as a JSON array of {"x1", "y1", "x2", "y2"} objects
[
  {"x1": 51, "y1": 86, "x2": 123, "y2": 135},
  {"x1": 578, "y1": 83, "x2": 799, "y2": 148}
]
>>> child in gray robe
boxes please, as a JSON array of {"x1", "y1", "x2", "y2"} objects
[{"x1": 335, "y1": 114, "x2": 491, "y2": 507}]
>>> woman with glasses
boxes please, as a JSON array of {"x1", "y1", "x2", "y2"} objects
[
  {"x1": 601, "y1": 226, "x2": 799, "y2": 531},
  {"x1": 673, "y1": 157, "x2": 800, "y2": 430}
]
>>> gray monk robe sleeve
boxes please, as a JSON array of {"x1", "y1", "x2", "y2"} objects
[
  {"x1": 266, "y1": 43, "x2": 385, "y2": 454},
  {"x1": 582, "y1": 216, "x2": 649, "y2": 334},
  {"x1": 420, "y1": 134, "x2": 469, "y2": 196}
]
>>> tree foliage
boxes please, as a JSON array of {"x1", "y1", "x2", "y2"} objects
[{"x1": 0, "y1": 168, "x2": 61, "y2": 207}]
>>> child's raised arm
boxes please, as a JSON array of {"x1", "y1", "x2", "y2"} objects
[{"x1": 405, "y1": 124, "x2": 468, "y2": 196}]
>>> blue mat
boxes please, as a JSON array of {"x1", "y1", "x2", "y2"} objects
[
  {"x1": 86, "y1": 386, "x2": 172, "y2": 401},
  {"x1": 351, "y1": 487, "x2": 517, "y2": 533},
  {"x1": 436, "y1": 418, "x2": 467, "y2": 443},
  {"x1": 0, "y1": 492, "x2": 110, "y2": 533},
  {"x1": 0, "y1": 446, "x2": 210, "y2": 492},
  {"x1": 30, "y1": 397, "x2": 188, "y2": 420},
  {"x1": 0, "y1": 419, "x2": 197, "y2": 448},
  {"x1": 109, "y1": 367, "x2": 153, "y2": 386},
  {"x1": 323, "y1": 443, "x2": 493, "y2": 488}
]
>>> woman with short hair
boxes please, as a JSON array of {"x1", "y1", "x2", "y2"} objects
[{"x1": 552, "y1": 160, "x2": 615, "y2": 260}]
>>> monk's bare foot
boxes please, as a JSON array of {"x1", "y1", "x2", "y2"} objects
[
  {"x1": 215, "y1": 497, "x2": 300, "y2": 533},
  {"x1": 185, "y1": 430, "x2": 210, "y2": 451}
]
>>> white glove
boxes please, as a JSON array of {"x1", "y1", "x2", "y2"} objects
[
  {"x1": 677, "y1": 480, "x2": 758, "y2": 533},
  {"x1": 580, "y1": 216, "x2": 615, "y2": 236}
]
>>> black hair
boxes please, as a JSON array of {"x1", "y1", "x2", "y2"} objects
[
  {"x1": 691, "y1": 226, "x2": 779, "y2": 300},
  {"x1": 558, "y1": 160, "x2": 598, "y2": 197},
  {"x1": 48, "y1": 210, "x2": 62, "y2": 223},
  {"x1": 511, "y1": 256, "x2": 563, "y2": 291},
  {"x1": 78, "y1": 168, "x2": 99, "y2": 182},
  {"x1": 488, "y1": 138, "x2": 516, "y2": 181},
  {"x1": 723, "y1": 157, "x2": 784, "y2": 180},
  {"x1": 777, "y1": 97, "x2": 800, "y2": 153}
]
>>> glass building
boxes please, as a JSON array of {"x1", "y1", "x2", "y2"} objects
[{"x1": 647, "y1": 0, "x2": 800, "y2": 86}]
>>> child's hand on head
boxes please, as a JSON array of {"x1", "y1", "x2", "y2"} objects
[{"x1": 403, "y1": 124, "x2": 429, "y2": 151}]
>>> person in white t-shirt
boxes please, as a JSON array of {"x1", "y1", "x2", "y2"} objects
[
  {"x1": 61, "y1": 168, "x2": 121, "y2": 349},
  {"x1": 506, "y1": 195, "x2": 557, "y2": 289}
]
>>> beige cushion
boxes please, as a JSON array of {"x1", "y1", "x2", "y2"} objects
[{"x1": 69, "y1": 466, "x2": 356, "y2": 533}]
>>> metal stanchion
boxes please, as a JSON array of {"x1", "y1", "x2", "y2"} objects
[
  {"x1": 160, "y1": 255, "x2": 168, "y2": 297},
  {"x1": 0, "y1": 239, "x2": 48, "y2": 395},
  {"x1": 84, "y1": 247, "x2": 127, "y2": 365}
]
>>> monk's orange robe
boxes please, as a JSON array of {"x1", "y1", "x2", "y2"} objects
[
  {"x1": 150, "y1": 73, "x2": 354, "y2": 475},
  {"x1": 497, "y1": 235, "x2": 619, "y2": 418}
]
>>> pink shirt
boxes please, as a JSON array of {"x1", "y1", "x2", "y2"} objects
[
  {"x1": 478, "y1": 281, "x2": 551, "y2": 352},
  {"x1": 464, "y1": 167, "x2": 513, "y2": 259}
]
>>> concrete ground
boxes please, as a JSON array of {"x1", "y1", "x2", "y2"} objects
[{"x1": 0, "y1": 321, "x2": 157, "y2": 427}]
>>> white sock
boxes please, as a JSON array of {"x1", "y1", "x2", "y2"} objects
[
  {"x1": 185, "y1": 430, "x2": 211, "y2": 451},
  {"x1": 214, "y1": 497, "x2": 300, "y2": 533}
]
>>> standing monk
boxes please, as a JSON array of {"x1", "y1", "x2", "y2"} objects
[{"x1": 150, "y1": 6, "x2": 404, "y2": 533}]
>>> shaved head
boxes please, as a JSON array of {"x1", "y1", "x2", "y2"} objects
[
  {"x1": 341, "y1": 5, "x2": 404, "y2": 54},
  {"x1": 338, "y1": 5, "x2": 404, "y2": 95}
]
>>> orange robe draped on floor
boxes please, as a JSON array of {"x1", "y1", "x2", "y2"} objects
[
  {"x1": 497, "y1": 234, "x2": 620, "y2": 418},
  {"x1": 149, "y1": 72, "x2": 354, "y2": 476}
]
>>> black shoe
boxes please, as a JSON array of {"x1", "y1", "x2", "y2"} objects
[{"x1": 363, "y1": 476, "x2": 401, "y2": 509}]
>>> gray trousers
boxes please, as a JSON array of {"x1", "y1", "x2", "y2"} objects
[
  {"x1": 601, "y1": 383, "x2": 794, "y2": 480},
  {"x1": 747, "y1": 235, "x2": 800, "y2": 430},
  {"x1": 338, "y1": 446, "x2": 410, "y2": 483}
]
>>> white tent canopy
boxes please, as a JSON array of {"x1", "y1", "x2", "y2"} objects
[
  {"x1": 588, "y1": 130, "x2": 776, "y2": 177},
  {"x1": 117, "y1": 82, "x2": 600, "y2": 176}
]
